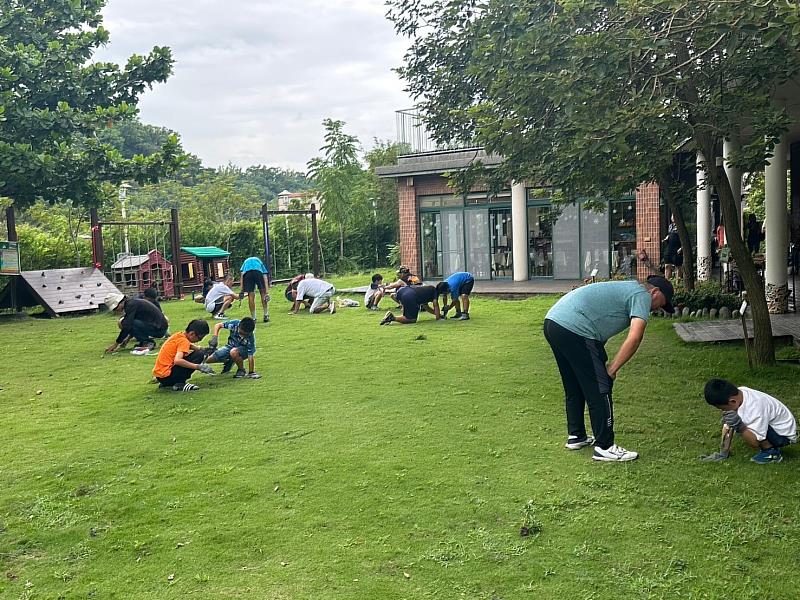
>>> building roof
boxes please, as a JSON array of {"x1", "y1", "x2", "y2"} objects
[
  {"x1": 110, "y1": 254, "x2": 150, "y2": 269},
  {"x1": 375, "y1": 147, "x2": 504, "y2": 178},
  {"x1": 181, "y1": 246, "x2": 230, "y2": 258}
]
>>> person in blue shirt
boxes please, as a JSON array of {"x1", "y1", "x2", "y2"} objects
[
  {"x1": 239, "y1": 256, "x2": 270, "y2": 324},
  {"x1": 435, "y1": 271, "x2": 475, "y2": 320},
  {"x1": 205, "y1": 317, "x2": 261, "y2": 379},
  {"x1": 543, "y1": 275, "x2": 674, "y2": 463}
]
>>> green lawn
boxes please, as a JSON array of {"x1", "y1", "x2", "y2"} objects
[{"x1": 1, "y1": 278, "x2": 798, "y2": 599}]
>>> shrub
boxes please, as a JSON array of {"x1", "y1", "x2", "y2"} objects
[{"x1": 672, "y1": 281, "x2": 739, "y2": 312}]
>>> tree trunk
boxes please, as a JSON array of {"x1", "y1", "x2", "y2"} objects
[
  {"x1": 697, "y1": 135, "x2": 775, "y2": 365},
  {"x1": 659, "y1": 173, "x2": 695, "y2": 291},
  {"x1": 339, "y1": 223, "x2": 345, "y2": 259}
]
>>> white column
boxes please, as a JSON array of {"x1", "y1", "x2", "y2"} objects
[
  {"x1": 723, "y1": 138, "x2": 742, "y2": 239},
  {"x1": 696, "y1": 152, "x2": 712, "y2": 281},
  {"x1": 765, "y1": 135, "x2": 789, "y2": 313},
  {"x1": 511, "y1": 182, "x2": 529, "y2": 281}
]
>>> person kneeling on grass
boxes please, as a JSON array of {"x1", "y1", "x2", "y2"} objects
[
  {"x1": 205, "y1": 317, "x2": 261, "y2": 379},
  {"x1": 436, "y1": 271, "x2": 475, "y2": 320},
  {"x1": 104, "y1": 292, "x2": 168, "y2": 355},
  {"x1": 365, "y1": 273, "x2": 385, "y2": 311},
  {"x1": 380, "y1": 284, "x2": 441, "y2": 325},
  {"x1": 153, "y1": 319, "x2": 216, "y2": 392},
  {"x1": 703, "y1": 378, "x2": 797, "y2": 464},
  {"x1": 291, "y1": 275, "x2": 337, "y2": 315},
  {"x1": 205, "y1": 274, "x2": 237, "y2": 319}
]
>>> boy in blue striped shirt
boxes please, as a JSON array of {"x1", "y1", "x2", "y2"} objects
[{"x1": 205, "y1": 317, "x2": 261, "y2": 379}]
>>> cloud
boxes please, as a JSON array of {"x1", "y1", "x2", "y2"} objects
[{"x1": 96, "y1": 0, "x2": 413, "y2": 170}]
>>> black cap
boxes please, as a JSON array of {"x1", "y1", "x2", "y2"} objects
[{"x1": 646, "y1": 275, "x2": 675, "y2": 314}]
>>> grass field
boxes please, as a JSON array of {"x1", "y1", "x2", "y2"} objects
[{"x1": 1, "y1": 276, "x2": 799, "y2": 599}]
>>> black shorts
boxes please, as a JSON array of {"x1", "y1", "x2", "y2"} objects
[
  {"x1": 397, "y1": 286, "x2": 421, "y2": 321},
  {"x1": 213, "y1": 299, "x2": 225, "y2": 315},
  {"x1": 243, "y1": 270, "x2": 266, "y2": 293},
  {"x1": 454, "y1": 277, "x2": 474, "y2": 297}
]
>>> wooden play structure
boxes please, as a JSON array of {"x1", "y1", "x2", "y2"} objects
[
  {"x1": 179, "y1": 246, "x2": 231, "y2": 292},
  {"x1": 0, "y1": 267, "x2": 121, "y2": 317},
  {"x1": 109, "y1": 249, "x2": 174, "y2": 297}
]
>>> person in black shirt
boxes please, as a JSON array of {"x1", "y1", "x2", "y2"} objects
[
  {"x1": 104, "y1": 293, "x2": 169, "y2": 354},
  {"x1": 380, "y1": 285, "x2": 441, "y2": 325}
]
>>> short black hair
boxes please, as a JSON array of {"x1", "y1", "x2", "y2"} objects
[
  {"x1": 144, "y1": 286, "x2": 158, "y2": 299},
  {"x1": 372, "y1": 273, "x2": 383, "y2": 283},
  {"x1": 704, "y1": 378, "x2": 739, "y2": 406},
  {"x1": 239, "y1": 316, "x2": 255, "y2": 334},
  {"x1": 435, "y1": 282, "x2": 450, "y2": 296},
  {"x1": 186, "y1": 319, "x2": 210, "y2": 337}
]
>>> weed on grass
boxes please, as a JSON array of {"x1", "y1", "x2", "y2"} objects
[{"x1": 0, "y1": 281, "x2": 798, "y2": 598}]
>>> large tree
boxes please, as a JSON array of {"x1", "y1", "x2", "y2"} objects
[
  {"x1": 389, "y1": 0, "x2": 800, "y2": 365},
  {"x1": 0, "y1": 0, "x2": 181, "y2": 209}
]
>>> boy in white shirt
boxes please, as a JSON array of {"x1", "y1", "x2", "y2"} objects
[
  {"x1": 205, "y1": 274, "x2": 237, "y2": 319},
  {"x1": 704, "y1": 378, "x2": 797, "y2": 464},
  {"x1": 290, "y1": 276, "x2": 336, "y2": 315}
]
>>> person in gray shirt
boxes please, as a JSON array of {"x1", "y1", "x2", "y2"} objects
[{"x1": 543, "y1": 275, "x2": 674, "y2": 462}]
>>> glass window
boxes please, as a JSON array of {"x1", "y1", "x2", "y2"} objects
[
  {"x1": 489, "y1": 208, "x2": 513, "y2": 278},
  {"x1": 441, "y1": 211, "x2": 465, "y2": 275},
  {"x1": 610, "y1": 199, "x2": 637, "y2": 278},
  {"x1": 581, "y1": 207, "x2": 610, "y2": 279},
  {"x1": 419, "y1": 194, "x2": 464, "y2": 208},
  {"x1": 552, "y1": 203, "x2": 580, "y2": 279},
  {"x1": 465, "y1": 210, "x2": 491, "y2": 279},
  {"x1": 421, "y1": 212, "x2": 442, "y2": 279},
  {"x1": 528, "y1": 205, "x2": 554, "y2": 277}
]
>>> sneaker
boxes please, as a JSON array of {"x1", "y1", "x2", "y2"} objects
[
  {"x1": 592, "y1": 444, "x2": 639, "y2": 462},
  {"x1": 751, "y1": 448, "x2": 783, "y2": 464},
  {"x1": 173, "y1": 382, "x2": 199, "y2": 392},
  {"x1": 380, "y1": 311, "x2": 395, "y2": 325},
  {"x1": 130, "y1": 348, "x2": 152, "y2": 356},
  {"x1": 263, "y1": 315, "x2": 270, "y2": 323},
  {"x1": 234, "y1": 368, "x2": 247, "y2": 379},
  {"x1": 565, "y1": 435, "x2": 595, "y2": 450},
  {"x1": 213, "y1": 313, "x2": 227, "y2": 320},
  {"x1": 247, "y1": 372, "x2": 262, "y2": 379},
  {"x1": 329, "y1": 301, "x2": 336, "y2": 314},
  {"x1": 221, "y1": 359, "x2": 234, "y2": 374},
  {"x1": 369, "y1": 305, "x2": 380, "y2": 311},
  {"x1": 449, "y1": 312, "x2": 463, "y2": 319},
  {"x1": 459, "y1": 313, "x2": 470, "y2": 320}
]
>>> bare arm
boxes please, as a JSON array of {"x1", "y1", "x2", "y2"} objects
[
  {"x1": 173, "y1": 350, "x2": 199, "y2": 371},
  {"x1": 248, "y1": 355, "x2": 255, "y2": 372},
  {"x1": 607, "y1": 317, "x2": 647, "y2": 379}
]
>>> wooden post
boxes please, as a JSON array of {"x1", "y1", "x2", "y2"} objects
[
  {"x1": 311, "y1": 203, "x2": 320, "y2": 276},
  {"x1": 261, "y1": 203, "x2": 272, "y2": 284},
  {"x1": 90, "y1": 207, "x2": 103, "y2": 269},
  {"x1": 739, "y1": 300, "x2": 753, "y2": 370},
  {"x1": 6, "y1": 206, "x2": 19, "y2": 312},
  {"x1": 170, "y1": 208, "x2": 182, "y2": 299}
]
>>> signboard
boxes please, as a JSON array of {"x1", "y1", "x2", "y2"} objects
[
  {"x1": 0, "y1": 241, "x2": 20, "y2": 275},
  {"x1": 719, "y1": 246, "x2": 730, "y2": 264}
]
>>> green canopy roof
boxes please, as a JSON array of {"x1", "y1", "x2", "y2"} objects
[{"x1": 181, "y1": 246, "x2": 230, "y2": 258}]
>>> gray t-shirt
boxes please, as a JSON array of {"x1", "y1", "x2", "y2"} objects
[{"x1": 545, "y1": 281, "x2": 651, "y2": 342}]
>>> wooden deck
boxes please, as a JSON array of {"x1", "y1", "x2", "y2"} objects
[{"x1": 674, "y1": 313, "x2": 800, "y2": 343}]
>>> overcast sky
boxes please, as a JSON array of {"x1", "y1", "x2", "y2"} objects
[{"x1": 96, "y1": 0, "x2": 413, "y2": 171}]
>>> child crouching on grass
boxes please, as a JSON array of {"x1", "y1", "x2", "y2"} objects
[
  {"x1": 204, "y1": 317, "x2": 261, "y2": 379},
  {"x1": 703, "y1": 378, "x2": 797, "y2": 464},
  {"x1": 153, "y1": 320, "x2": 215, "y2": 392}
]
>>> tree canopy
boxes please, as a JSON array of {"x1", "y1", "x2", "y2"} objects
[
  {"x1": 0, "y1": 0, "x2": 181, "y2": 209},
  {"x1": 388, "y1": 0, "x2": 800, "y2": 364}
]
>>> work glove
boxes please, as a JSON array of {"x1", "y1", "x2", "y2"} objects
[
  {"x1": 197, "y1": 363, "x2": 216, "y2": 375},
  {"x1": 239, "y1": 291, "x2": 245, "y2": 300},
  {"x1": 699, "y1": 450, "x2": 730, "y2": 462},
  {"x1": 722, "y1": 411, "x2": 744, "y2": 433},
  {"x1": 208, "y1": 335, "x2": 219, "y2": 349}
]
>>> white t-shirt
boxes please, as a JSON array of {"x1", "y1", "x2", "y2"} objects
[
  {"x1": 205, "y1": 282, "x2": 234, "y2": 312},
  {"x1": 296, "y1": 278, "x2": 333, "y2": 300},
  {"x1": 737, "y1": 386, "x2": 797, "y2": 442}
]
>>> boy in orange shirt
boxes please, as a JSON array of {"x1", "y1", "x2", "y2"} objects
[{"x1": 153, "y1": 319, "x2": 215, "y2": 392}]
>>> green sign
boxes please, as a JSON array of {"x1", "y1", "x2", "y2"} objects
[
  {"x1": 0, "y1": 241, "x2": 20, "y2": 275},
  {"x1": 719, "y1": 246, "x2": 730, "y2": 264}
]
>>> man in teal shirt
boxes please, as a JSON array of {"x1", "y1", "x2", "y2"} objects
[
  {"x1": 239, "y1": 256, "x2": 270, "y2": 323},
  {"x1": 543, "y1": 275, "x2": 674, "y2": 462}
]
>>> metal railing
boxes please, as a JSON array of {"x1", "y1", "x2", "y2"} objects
[{"x1": 395, "y1": 108, "x2": 474, "y2": 154}]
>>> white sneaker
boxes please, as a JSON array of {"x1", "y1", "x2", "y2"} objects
[
  {"x1": 329, "y1": 301, "x2": 336, "y2": 314},
  {"x1": 592, "y1": 444, "x2": 638, "y2": 462},
  {"x1": 565, "y1": 435, "x2": 595, "y2": 450}
]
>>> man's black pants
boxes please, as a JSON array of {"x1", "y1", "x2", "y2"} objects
[
  {"x1": 157, "y1": 350, "x2": 205, "y2": 388},
  {"x1": 543, "y1": 319, "x2": 615, "y2": 449}
]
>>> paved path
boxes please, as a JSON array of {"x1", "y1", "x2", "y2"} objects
[{"x1": 674, "y1": 313, "x2": 800, "y2": 343}]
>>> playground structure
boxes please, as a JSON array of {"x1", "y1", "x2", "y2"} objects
[
  {"x1": 110, "y1": 249, "x2": 174, "y2": 297},
  {"x1": 179, "y1": 246, "x2": 231, "y2": 292},
  {"x1": 90, "y1": 207, "x2": 183, "y2": 299},
  {"x1": 262, "y1": 203, "x2": 321, "y2": 282}
]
